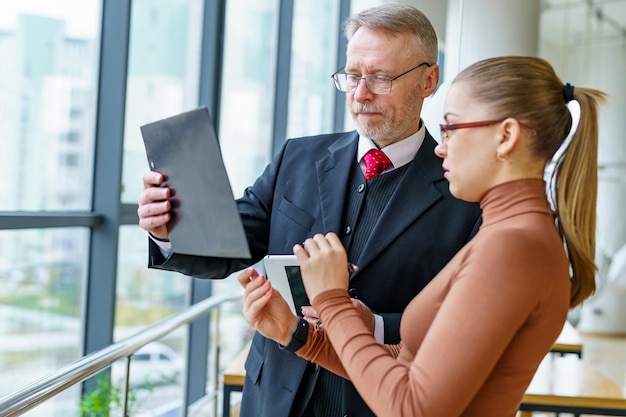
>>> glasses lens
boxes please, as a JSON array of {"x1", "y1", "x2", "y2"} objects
[
  {"x1": 333, "y1": 64, "x2": 430, "y2": 94},
  {"x1": 332, "y1": 74, "x2": 392, "y2": 94},
  {"x1": 333, "y1": 74, "x2": 353, "y2": 92},
  {"x1": 366, "y1": 75, "x2": 391, "y2": 94}
]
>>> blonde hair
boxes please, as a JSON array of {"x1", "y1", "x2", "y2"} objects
[
  {"x1": 454, "y1": 56, "x2": 607, "y2": 307},
  {"x1": 343, "y1": 4, "x2": 439, "y2": 65}
]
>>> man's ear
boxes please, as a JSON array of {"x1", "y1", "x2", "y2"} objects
[
  {"x1": 496, "y1": 118, "x2": 522, "y2": 158},
  {"x1": 421, "y1": 64, "x2": 440, "y2": 98}
]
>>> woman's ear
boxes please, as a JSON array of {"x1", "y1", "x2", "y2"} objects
[{"x1": 496, "y1": 118, "x2": 522, "y2": 159}]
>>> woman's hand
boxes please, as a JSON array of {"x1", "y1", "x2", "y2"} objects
[
  {"x1": 293, "y1": 233, "x2": 349, "y2": 302},
  {"x1": 237, "y1": 268, "x2": 298, "y2": 346}
]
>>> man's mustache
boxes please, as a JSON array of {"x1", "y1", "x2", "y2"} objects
[{"x1": 351, "y1": 105, "x2": 385, "y2": 115}]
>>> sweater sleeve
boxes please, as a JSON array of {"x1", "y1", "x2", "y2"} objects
[{"x1": 296, "y1": 289, "x2": 402, "y2": 380}]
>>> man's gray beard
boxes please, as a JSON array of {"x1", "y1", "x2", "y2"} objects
[
  {"x1": 352, "y1": 115, "x2": 410, "y2": 146},
  {"x1": 350, "y1": 100, "x2": 420, "y2": 144},
  {"x1": 350, "y1": 110, "x2": 389, "y2": 143}
]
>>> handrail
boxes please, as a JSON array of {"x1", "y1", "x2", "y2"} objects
[{"x1": 0, "y1": 291, "x2": 242, "y2": 417}]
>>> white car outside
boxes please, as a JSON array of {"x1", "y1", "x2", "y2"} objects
[{"x1": 112, "y1": 342, "x2": 183, "y2": 388}]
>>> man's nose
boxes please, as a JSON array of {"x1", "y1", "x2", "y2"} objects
[{"x1": 352, "y1": 78, "x2": 375, "y2": 101}]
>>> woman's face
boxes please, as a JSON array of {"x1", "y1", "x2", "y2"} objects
[{"x1": 434, "y1": 81, "x2": 502, "y2": 202}]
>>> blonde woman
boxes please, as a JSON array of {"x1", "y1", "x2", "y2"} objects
[{"x1": 239, "y1": 56, "x2": 606, "y2": 417}]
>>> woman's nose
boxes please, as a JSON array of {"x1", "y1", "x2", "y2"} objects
[{"x1": 434, "y1": 141, "x2": 447, "y2": 158}]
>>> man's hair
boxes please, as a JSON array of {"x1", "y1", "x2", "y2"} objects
[{"x1": 344, "y1": 4, "x2": 438, "y2": 65}]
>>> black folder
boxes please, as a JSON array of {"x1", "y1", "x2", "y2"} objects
[{"x1": 140, "y1": 107, "x2": 251, "y2": 258}]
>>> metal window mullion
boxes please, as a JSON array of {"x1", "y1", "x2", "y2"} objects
[
  {"x1": 0, "y1": 212, "x2": 103, "y2": 229},
  {"x1": 182, "y1": 0, "x2": 228, "y2": 413},
  {"x1": 82, "y1": 0, "x2": 131, "y2": 393},
  {"x1": 271, "y1": 0, "x2": 294, "y2": 154},
  {"x1": 333, "y1": 0, "x2": 351, "y2": 132}
]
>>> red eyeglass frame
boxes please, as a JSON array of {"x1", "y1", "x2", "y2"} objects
[{"x1": 439, "y1": 119, "x2": 505, "y2": 141}]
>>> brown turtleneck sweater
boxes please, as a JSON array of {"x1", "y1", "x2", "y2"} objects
[{"x1": 296, "y1": 179, "x2": 571, "y2": 417}]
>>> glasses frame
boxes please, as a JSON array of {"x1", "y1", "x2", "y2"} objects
[
  {"x1": 439, "y1": 119, "x2": 506, "y2": 142},
  {"x1": 331, "y1": 62, "x2": 432, "y2": 95},
  {"x1": 439, "y1": 119, "x2": 536, "y2": 142}
]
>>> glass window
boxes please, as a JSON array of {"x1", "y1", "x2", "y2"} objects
[
  {"x1": 0, "y1": 1, "x2": 101, "y2": 211},
  {"x1": 0, "y1": 228, "x2": 89, "y2": 415},
  {"x1": 120, "y1": 0, "x2": 204, "y2": 203},
  {"x1": 286, "y1": 0, "x2": 340, "y2": 138},
  {"x1": 206, "y1": 0, "x2": 281, "y2": 389},
  {"x1": 219, "y1": 0, "x2": 279, "y2": 198},
  {"x1": 117, "y1": 0, "x2": 205, "y2": 407},
  {"x1": 114, "y1": 227, "x2": 190, "y2": 339},
  {"x1": 114, "y1": 226, "x2": 190, "y2": 414}
]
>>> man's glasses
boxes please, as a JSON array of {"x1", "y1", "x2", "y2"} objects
[
  {"x1": 439, "y1": 120, "x2": 505, "y2": 142},
  {"x1": 332, "y1": 62, "x2": 432, "y2": 95}
]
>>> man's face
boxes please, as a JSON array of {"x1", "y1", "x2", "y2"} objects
[{"x1": 345, "y1": 27, "x2": 435, "y2": 146}]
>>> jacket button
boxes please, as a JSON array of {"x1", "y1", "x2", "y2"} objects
[{"x1": 348, "y1": 288, "x2": 359, "y2": 298}]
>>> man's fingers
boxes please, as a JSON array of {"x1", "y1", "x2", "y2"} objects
[
  {"x1": 303, "y1": 316, "x2": 322, "y2": 326},
  {"x1": 301, "y1": 305, "x2": 317, "y2": 317},
  {"x1": 142, "y1": 171, "x2": 163, "y2": 188},
  {"x1": 138, "y1": 186, "x2": 170, "y2": 206}
]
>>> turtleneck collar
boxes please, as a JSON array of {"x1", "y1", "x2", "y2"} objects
[{"x1": 479, "y1": 179, "x2": 553, "y2": 228}]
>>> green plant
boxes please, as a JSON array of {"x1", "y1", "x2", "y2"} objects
[{"x1": 78, "y1": 376, "x2": 139, "y2": 417}]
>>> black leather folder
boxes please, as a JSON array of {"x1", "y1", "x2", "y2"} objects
[{"x1": 140, "y1": 107, "x2": 251, "y2": 258}]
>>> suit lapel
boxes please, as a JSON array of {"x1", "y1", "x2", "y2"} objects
[
  {"x1": 316, "y1": 131, "x2": 359, "y2": 233},
  {"x1": 313, "y1": 132, "x2": 446, "y2": 274},
  {"x1": 354, "y1": 134, "x2": 445, "y2": 271}
]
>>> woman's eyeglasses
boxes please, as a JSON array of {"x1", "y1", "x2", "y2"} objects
[
  {"x1": 439, "y1": 119, "x2": 536, "y2": 142},
  {"x1": 438, "y1": 120, "x2": 505, "y2": 142}
]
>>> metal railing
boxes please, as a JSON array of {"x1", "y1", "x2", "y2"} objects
[{"x1": 0, "y1": 291, "x2": 242, "y2": 417}]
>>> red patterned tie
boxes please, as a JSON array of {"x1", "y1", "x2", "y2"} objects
[{"x1": 363, "y1": 149, "x2": 392, "y2": 180}]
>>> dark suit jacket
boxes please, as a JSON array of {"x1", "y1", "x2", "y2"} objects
[{"x1": 148, "y1": 130, "x2": 482, "y2": 417}]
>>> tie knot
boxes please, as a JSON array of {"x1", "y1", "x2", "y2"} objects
[{"x1": 363, "y1": 149, "x2": 392, "y2": 181}]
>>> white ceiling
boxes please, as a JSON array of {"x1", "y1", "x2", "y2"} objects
[{"x1": 398, "y1": 0, "x2": 626, "y2": 47}]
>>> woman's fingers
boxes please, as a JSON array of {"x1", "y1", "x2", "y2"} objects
[
  {"x1": 237, "y1": 267, "x2": 258, "y2": 288},
  {"x1": 238, "y1": 268, "x2": 270, "y2": 318}
]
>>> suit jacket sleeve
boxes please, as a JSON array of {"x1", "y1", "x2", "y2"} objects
[{"x1": 146, "y1": 139, "x2": 292, "y2": 278}]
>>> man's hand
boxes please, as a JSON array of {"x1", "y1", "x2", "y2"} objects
[
  {"x1": 237, "y1": 268, "x2": 299, "y2": 346},
  {"x1": 137, "y1": 171, "x2": 171, "y2": 240},
  {"x1": 301, "y1": 299, "x2": 375, "y2": 333}
]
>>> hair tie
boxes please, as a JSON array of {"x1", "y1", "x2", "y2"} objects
[{"x1": 563, "y1": 83, "x2": 575, "y2": 103}]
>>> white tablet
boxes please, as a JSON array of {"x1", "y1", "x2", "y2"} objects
[{"x1": 263, "y1": 255, "x2": 310, "y2": 316}]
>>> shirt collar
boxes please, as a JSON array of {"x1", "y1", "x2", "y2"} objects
[{"x1": 357, "y1": 120, "x2": 426, "y2": 169}]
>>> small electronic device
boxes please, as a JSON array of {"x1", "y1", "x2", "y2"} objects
[{"x1": 263, "y1": 255, "x2": 309, "y2": 316}]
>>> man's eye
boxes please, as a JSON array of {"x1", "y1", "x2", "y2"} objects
[{"x1": 371, "y1": 76, "x2": 390, "y2": 85}]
